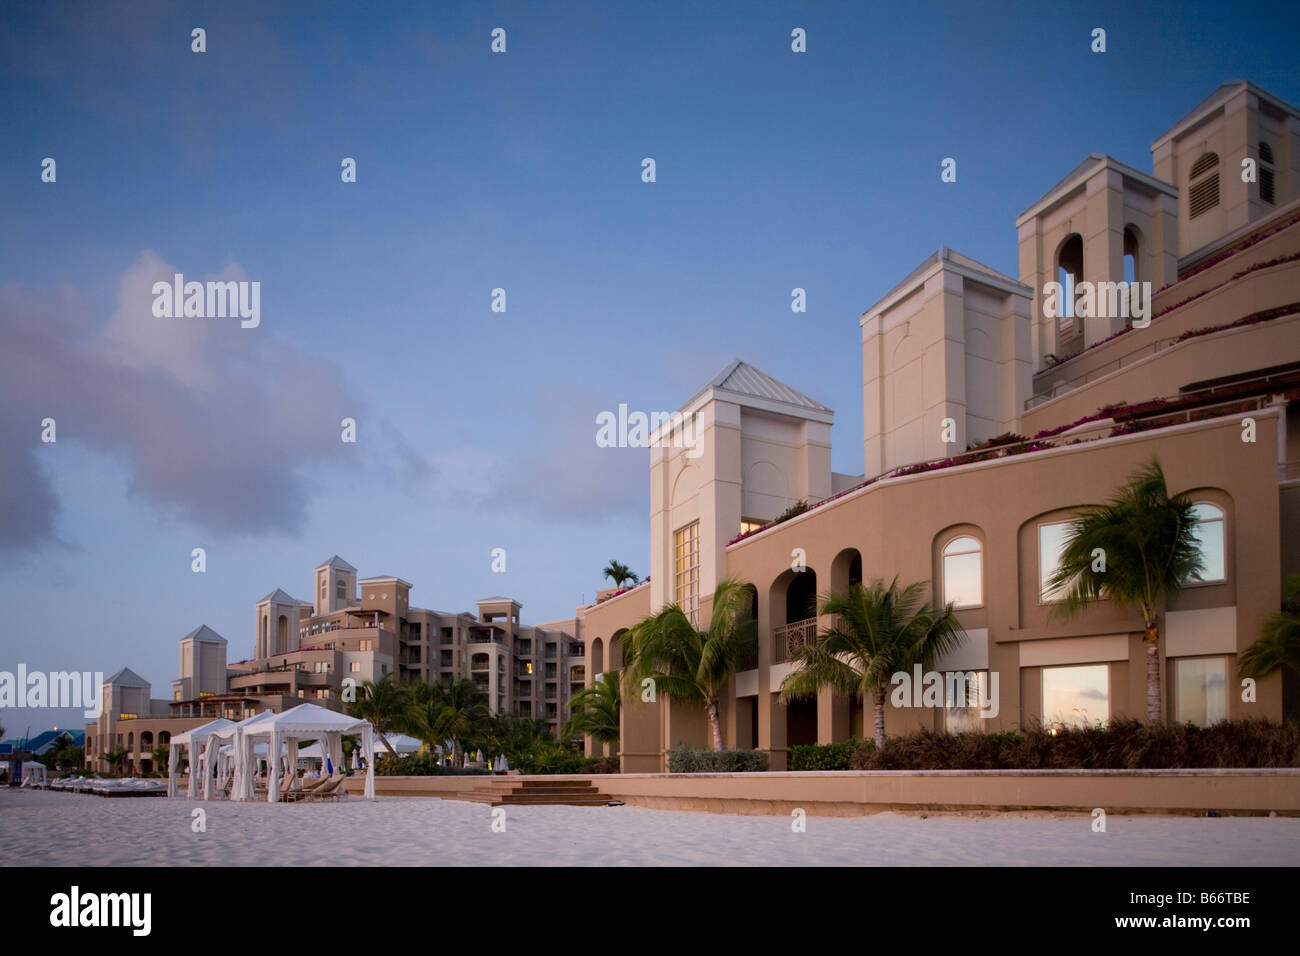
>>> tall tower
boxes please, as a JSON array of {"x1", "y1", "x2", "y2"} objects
[
  {"x1": 649, "y1": 360, "x2": 833, "y2": 619},
  {"x1": 173, "y1": 625, "x2": 228, "y2": 699},
  {"x1": 256, "y1": 589, "x2": 304, "y2": 658},
  {"x1": 1016, "y1": 156, "x2": 1178, "y2": 364},
  {"x1": 860, "y1": 248, "x2": 1033, "y2": 476},
  {"x1": 313, "y1": 555, "x2": 357, "y2": 617},
  {"x1": 1152, "y1": 81, "x2": 1300, "y2": 262}
]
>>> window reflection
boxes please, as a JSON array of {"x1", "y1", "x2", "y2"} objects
[
  {"x1": 1190, "y1": 503, "x2": 1225, "y2": 583},
  {"x1": 1042, "y1": 664, "x2": 1108, "y2": 728},
  {"x1": 1039, "y1": 521, "x2": 1073, "y2": 602},
  {"x1": 942, "y1": 536, "x2": 982, "y2": 608}
]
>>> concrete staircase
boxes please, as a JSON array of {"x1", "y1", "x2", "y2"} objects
[{"x1": 445, "y1": 778, "x2": 611, "y2": 807}]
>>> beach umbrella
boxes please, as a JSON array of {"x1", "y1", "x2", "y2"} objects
[{"x1": 498, "y1": 754, "x2": 508, "y2": 772}]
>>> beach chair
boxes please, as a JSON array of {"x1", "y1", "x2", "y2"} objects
[
  {"x1": 303, "y1": 775, "x2": 346, "y2": 802},
  {"x1": 215, "y1": 773, "x2": 234, "y2": 799},
  {"x1": 283, "y1": 774, "x2": 331, "y2": 802},
  {"x1": 279, "y1": 771, "x2": 297, "y2": 796}
]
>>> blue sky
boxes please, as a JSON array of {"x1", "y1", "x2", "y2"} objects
[{"x1": 2, "y1": 0, "x2": 1297, "y2": 737}]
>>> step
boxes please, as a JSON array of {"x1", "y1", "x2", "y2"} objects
[
  {"x1": 498, "y1": 796, "x2": 610, "y2": 805},
  {"x1": 444, "y1": 793, "x2": 612, "y2": 806}
]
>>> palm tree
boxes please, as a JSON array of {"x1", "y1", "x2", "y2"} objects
[
  {"x1": 408, "y1": 678, "x2": 490, "y2": 768},
  {"x1": 602, "y1": 560, "x2": 639, "y2": 589},
  {"x1": 563, "y1": 671, "x2": 621, "y2": 745},
  {"x1": 1046, "y1": 458, "x2": 1204, "y2": 723},
  {"x1": 1240, "y1": 573, "x2": 1300, "y2": 680},
  {"x1": 347, "y1": 674, "x2": 409, "y2": 758},
  {"x1": 102, "y1": 748, "x2": 127, "y2": 776},
  {"x1": 781, "y1": 578, "x2": 964, "y2": 751},
  {"x1": 620, "y1": 577, "x2": 757, "y2": 751}
]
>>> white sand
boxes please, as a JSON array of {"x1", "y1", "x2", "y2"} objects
[{"x1": 3, "y1": 788, "x2": 1297, "y2": 866}]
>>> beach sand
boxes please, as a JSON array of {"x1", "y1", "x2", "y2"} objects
[{"x1": 3, "y1": 788, "x2": 1297, "y2": 866}]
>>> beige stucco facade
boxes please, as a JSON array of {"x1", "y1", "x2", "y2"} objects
[{"x1": 576, "y1": 80, "x2": 1300, "y2": 773}]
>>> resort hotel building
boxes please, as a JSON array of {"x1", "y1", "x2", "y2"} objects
[
  {"x1": 572, "y1": 80, "x2": 1300, "y2": 771},
  {"x1": 84, "y1": 556, "x2": 586, "y2": 772}
]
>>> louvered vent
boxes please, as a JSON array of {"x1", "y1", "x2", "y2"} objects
[
  {"x1": 1190, "y1": 152, "x2": 1219, "y2": 178},
  {"x1": 1260, "y1": 166, "x2": 1275, "y2": 205}
]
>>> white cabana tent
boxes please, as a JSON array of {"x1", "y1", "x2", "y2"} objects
[
  {"x1": 207, "y1": 711, "x2": 277, "y2": 801},
  {"x1": 370, "y1": 733, "x2": 421, "y2": 756},
  {"x1": 168, "y1": 718, "x2": 235, "y2": 798},
  {"x1": 238, "y1": 703, "x2": 375, "y2": 803},
  {"x1": 21, "y1": 763, "x2": 47, "y2": 787}
]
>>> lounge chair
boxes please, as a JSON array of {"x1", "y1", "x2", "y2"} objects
[
  {"x1": 283, "y1": 774, "x2": 331, "y2": 802},
  {"x1": 288, "y1": 774, "x2": 345, "y2": 802},
  {"x1": 307, "y1": 775, "x2": 347, "y2": 801}
]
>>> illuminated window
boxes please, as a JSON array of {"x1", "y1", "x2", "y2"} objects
[
  {"x1": 1042, "y1": 664, "x2": 1109, "y2": 728},
  {"x1": 942, "y1": 536, "x2": 983, "y2": 609},
  {"x1": 739, "y1": 518, "x2": 766, "y2": 536},
  {"x1": 674, "y1": 520, "x2": 700, "y2": 625},
  {"x1": 349, "y1": 662, "x2": 361, "y2": 673},
  {"x1": 1190, "y1": 503, "x2": 1225, "y2": 583}
]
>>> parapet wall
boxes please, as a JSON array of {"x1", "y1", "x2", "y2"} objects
[{"x1": 346, "y1": 769, "x2": 1300, "y2": 817}]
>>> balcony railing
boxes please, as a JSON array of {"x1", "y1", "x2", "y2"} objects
[{"x1": 772, "y1": 618, "x2": 817, "y2": 664}]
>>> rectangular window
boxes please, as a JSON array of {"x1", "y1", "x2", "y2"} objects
[
  {"x1": 1041, "y1": 664, "x2": 1109, "y2": 728},
  {"x1": 674, "y1": 520, "x2": 701, "y2": 625},
  {"x1": 941, "y1": 671, "x2": 989, "y2": 733},
  {"x1": 1038, "y1": 521, "x2": 1073, "y2": 602},
  {"x1": 739, "y1": 518, "x2": 766, "y2": 536},
  {"x1": 1173, "y1": 657, "x2": 1227, "y2": 726},
  {"x1": 349, "y1": 662, "x2": 361, "y2": 673}
]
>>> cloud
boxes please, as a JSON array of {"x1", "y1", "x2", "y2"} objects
[
  {"x1": 478, "y1": 383, "x2": 647, "y2": 520},
  {"x1": 0, "y1": 251, "x2": 431, "y2": 551}
]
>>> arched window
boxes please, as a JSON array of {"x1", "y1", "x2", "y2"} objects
[
  {"x1": 942, "y1": 535, "x2": 983, "y2": 609},
  {"x1": 1123, "y1": 226, "x2": 1140, "y2": 284},
  {"x1": 1188, "y1": 152, "x2": 1220, "y2": 218},
  {"x1": 1259, "y1": 142, "x2": 1276, "y2": 205},
  {"x1": 1056, "y1": 234, "x2": 1084, "y2": 334},
  {"x1": 1190, "y1": 503, "x2": 1226, "y2": 582}
]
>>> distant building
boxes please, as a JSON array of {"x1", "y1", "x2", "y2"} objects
[{"x1": 87, "y1": 556, "x2": 586, "y2": 770}]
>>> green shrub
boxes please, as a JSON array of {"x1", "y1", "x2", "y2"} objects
[
  {"x1": 667, "y1": 746, "x2": 769, "y2": 773},
  {"x1": 531, "y1": 752, "x2": 599, "y2": 775},
  {"x1": 845, "y1": 719, "x2": 1300, "y2": 770},
  {"x1": 790, "y1": 740, "x2": 857, "y2": 771},
  {"x1": 374, "y1": 753, "x2": 489, "y2": 776}
]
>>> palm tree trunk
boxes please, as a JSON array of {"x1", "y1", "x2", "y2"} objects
[
  {"x1": 706, "y1": 698, "x2": 724, "y2": 752},
  {"x1": 1144, "y1": 620, "x2": 1162, "y2": 723},
  {"x1": 873, "y1": 690, "x2": 887, "y2": 751},
  {"x1": 378, "y1": 730, "x2": 397, "y2": 758}
]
